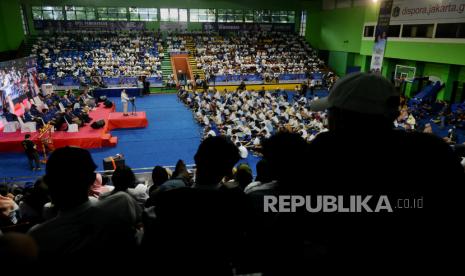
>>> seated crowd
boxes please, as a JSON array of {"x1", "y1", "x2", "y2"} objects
[
  {"x1": 32, "y1": 31, "x2": 163, "y2": 86},
  {"x1": 179, "y1": 85, "x2": 328, "y2": 154},
  {"x1": 0, "y1": 73, "x2": 463, "y2": 273},
  {"x1": 395, "y1": 94, "x2": 465, "y2": 146},
  {"x1": 192, "y1": 31, "x2": 326, "y2": 83},
  {"x1": 1, "y1": 88, "x2": 97, "y2": 131},
  {"x1": 165, "y1": 32, "x2": 195, "y2": 53}
]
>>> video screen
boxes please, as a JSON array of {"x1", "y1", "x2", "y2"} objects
[{"x1": 0, "y1": 57, "x2": 40, "y2": 115}]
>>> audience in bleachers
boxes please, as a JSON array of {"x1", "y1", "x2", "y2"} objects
[
  {"x1": 32, "y1": 32, "x2": 163, "y2": 87},
  {"x1": 192, "y1": 31, "x2": 326, "y2": 83},
  {"x1": 0, "y1": 185, "x2": 19, "y2": 227}
]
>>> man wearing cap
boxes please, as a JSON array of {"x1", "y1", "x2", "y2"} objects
[{"x1": 292, "y1": 72, "x2": 464, "y2": 268}]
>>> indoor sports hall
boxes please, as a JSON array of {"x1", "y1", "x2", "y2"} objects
[{"x1": 0, "y1": 0, "x2": 464, "y2": 273}]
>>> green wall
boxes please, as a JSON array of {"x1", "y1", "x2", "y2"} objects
[
  {"x1": 317, "y1": 7, "x2": 366, "y2": 53},
  {"x1": 361, "y1": 40, "x2": 465, "y2": 66},
  {"x1": 304, "y1": 1, "x2": 321, "y2": 49},
  {"x1": 0, "y1": 0, "x2": 24, "y2": 52},
  {"x1": 328, "y1": 51, "x2": 349, "y2": 76},
  {"x1": 306, "y1": 1, "x2": 465, "y2": 101}
]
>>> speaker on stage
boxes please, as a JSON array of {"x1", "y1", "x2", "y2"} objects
[
  {"x1": 91, "y1": 120, "x2": 105, "y2": 129},
  {"x1": 103, "y1": 154, "x2": 125, "y2": 171}
]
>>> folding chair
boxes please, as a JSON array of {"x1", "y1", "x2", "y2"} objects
[
  {"x1": 64, "y1": 117, "x2": 79, "y2": 133},
  {"x1": 18, "y1": 116, "x2": 37, "y2": 133},
  {"x1": 3, "y1": 120, "x2": 20, "y2": 133},
  {"x1": 58, "y1": 102, "x2": 66, "y2": 113}
]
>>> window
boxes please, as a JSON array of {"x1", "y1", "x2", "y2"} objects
[
  {"x1": 160, "y1": 8, "x2": 169, "y2": 21},
  {"x1": 244, "y1": 10, "x2": 254, "y2": 23},
  {"x1": 179, "y1": 9, "x2": 188, "y2": 22},
  {"x1": 272, "y1": 11, "x2": 295, "y2": 23},
  {"x1": 32, "y1": 7, "x2": 42, "y2": 20},
  {"x1": 44, "y1": 6, "x2": 64, "y2": 20},
  {"x1": 218, "y1": 9, "x2": 244, "y2": 22},
  {"x1": 435, "y1": 23, "x2": 465, "y2": 39},
  {"x1": 160, "y1": 8, "x2": 187, "y2": 22},
  {"x1": 32, "y1": 6, "x2": 64, "y2": 20},
  {"x1": 387, "y1": 25, "x2": 401, "y2": 37},
  {"x1": 364, "y1": 25, "x2": 375, "y2": 37},
  {"x1": 65, "y1": 6, "x2": 96, "y2": 20},
  {"x1": 254, "y1": 10, "x2": 271, "y2": 23},
  {"x1": 98, "y1": 7, "x2": 127, "y2": 21},
  {"x1": 20, "y1": 5, "x2": 29, "y2": 35},
  {"x1": 402, "y1": 24, "x2": 434, "y2": 38},
  {"x1": 299, "y1": 11, "x2": 307, "y2": 36},
  {"x1": 190, "y1": 9, "x2": 216, "y2": 22},
  {"x1": 129, "y1": 8, "x2": 158, "y2": 21}
]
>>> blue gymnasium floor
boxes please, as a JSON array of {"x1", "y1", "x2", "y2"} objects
[{"x1": 0, "y1": 93, "x2": 262, "y2": 178}]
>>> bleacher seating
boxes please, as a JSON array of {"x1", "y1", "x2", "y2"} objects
[
  {"x1": 31, "y1": 32, "x2": 164, "y2": 88},
  {"x1": 190, "y1": 31, "x2": 328, "y2": 84}
]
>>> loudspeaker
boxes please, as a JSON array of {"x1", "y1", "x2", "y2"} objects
[
  {"x1": 98, "y1": 95, "x2": 107, "y2": 103},
  {"x1": 91, "y1": 119, "x2": 105, "y2": 129},
  {"x1": 104, "y1": 100, "x2": 113, "y2": 108},
  {"x1": 103, "y1": 156, "x2": 125, "y2": 171}
]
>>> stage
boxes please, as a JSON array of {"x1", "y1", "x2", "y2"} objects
[{"x1": 0, "y1": 104, "x2": 149, "y2": 153}]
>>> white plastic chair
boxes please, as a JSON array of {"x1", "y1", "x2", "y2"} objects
[
  {"x1": 64, "y1": 117, "x2": 79, "y2": 133},
  {"x1": 18, "y1": 116, "x2": 37, "y2": 133},
  {"x1": 3, "y1": 121, "x2": 20, "y2": 133},
  {"x1": 58, "y1": 102, "x2": 66, "y2": 113}
]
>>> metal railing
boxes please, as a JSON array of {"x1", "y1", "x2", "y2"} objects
[{"x1": 0, "y1": 164, "x2": 197, "y2": 187}]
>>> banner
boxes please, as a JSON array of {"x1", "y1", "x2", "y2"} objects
[
  {"x1": 0, "y1": 57, "x2": 39, "y2": 112},
  {"x1": 370, "y1": 0, "x2": 394, "y2": 72},
  {"x1": 33, "y1": 20, "x2": 146, "y2": 31},
  {"x1": 160, "y1": 22, "x2": 188, "y2": 31},
  {"x1": 202, "y1": 23, "x2": 295, "y2": 32},
  {"x1": 391, "y1": 0, "x2": 465, "y2": 24}
]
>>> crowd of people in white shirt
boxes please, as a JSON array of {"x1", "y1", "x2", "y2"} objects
[
  {"x1": 191, "y1": 31, "x2": 326, "y2": 81},
  {"x1": 165, "y1": 33, "x2": 191, "y2": 53},
  {"x1": 179, "y1": 86, "x2": 328, "y2": 154},
  {"x1": 32, "y1": 32, "x2": 164, "y2": 82}
]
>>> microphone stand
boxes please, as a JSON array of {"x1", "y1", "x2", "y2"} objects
[{"x1": 130, "y1": 98, "x2": 136, "y2": 115}]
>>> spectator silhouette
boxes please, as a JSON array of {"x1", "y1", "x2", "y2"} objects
[
  {"x1": 28, "y1": 147, "x2": 140, "y2": 268},
  {"x1": 234, "y1": 163, "x2": 253, "y2": 191},
  {"x1": 149, "y1": 165, "x2": 169, "y2": 194},
  {"x1": 0, "y1": 233, "x2": 38, "y2": 268},
  {"x1": 304, "y1": 72, "x2": 465, "y2": 270},
  {"x1": 110, "y1": 165, "x2": 136, "y2": 194},
  {"x1": 142, "y1": 136, "x2": 248, "y2": 275},
  {"x1": 18, "y1": 178, "x2": 50, "y2": 224},
  {"x1": 144, "y1": 165, "x2": 169, "y2": 208},
  {"x1": 247, "y1": 132, "x2": 308, "y2": 275}
]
